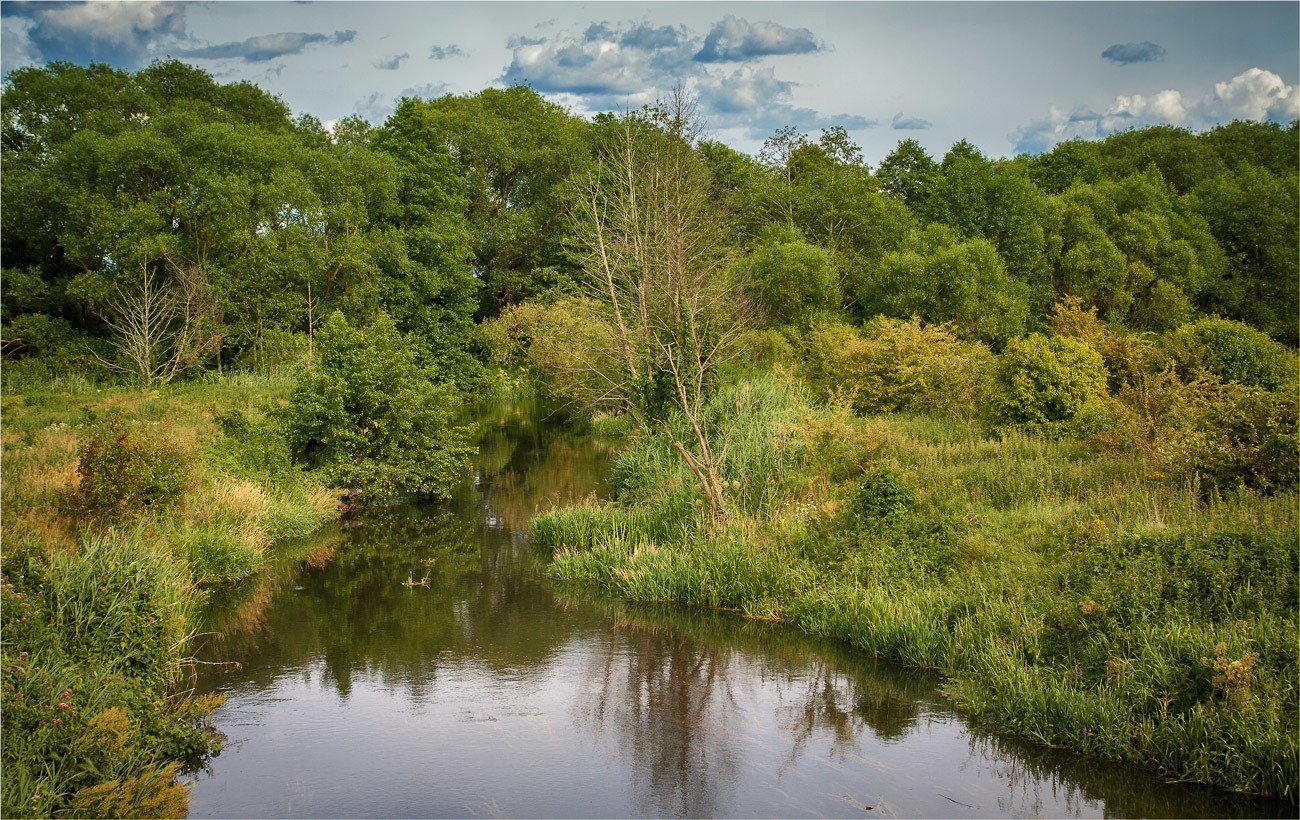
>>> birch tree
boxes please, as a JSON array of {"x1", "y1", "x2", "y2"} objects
[{"x1": 567, "y1": 92, "x2": 750, "y2": 519}]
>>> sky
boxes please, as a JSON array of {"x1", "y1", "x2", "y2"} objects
[{"x1": 2, "y1": 1, "x2": 1297, "y2": 164}]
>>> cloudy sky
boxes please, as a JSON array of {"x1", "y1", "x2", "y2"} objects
[{"x1": 3, "y1": 1, "x2": 1297, "y2": 164}]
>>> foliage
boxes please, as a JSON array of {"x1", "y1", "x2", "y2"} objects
[
  {"x1": 284, "y1": 311, "x2": 472, "y2": 501},
  {"x1": 742, "y1": 227, "x2": 840, "y2": 326},
  {"x1": 0, "y1": 534, "x2": 222, "y2": 818},
  {"x1": 985, "y1": 333, "x2": 1109, "y2": 434},
  {"x1": 1168, "y1": 316, "x2": 1297, "y2": 391},
  {"x1": 800, "y1": 316, "x2": 993, "y2": 417},
  {"x1": 854, "y1": 224, "x2": 1031, "y2": 346},
  {"x1": 67, "y1": 417, "x2": 190, "y2": 524},
  {"x1": 849, "y1": 466, "x2": 913, "y2": 530}
]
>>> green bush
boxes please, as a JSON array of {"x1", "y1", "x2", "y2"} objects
[
  {"x1": 67, "y1": 418, "x2": 190, "y2": 523},
  {"x1": 802, "y1": 316, "x2": 993, "y2": 417},
  {"x1": 1168, "y1": 316, "x2": 1296, "y2": 391},
  {"x1": 986, "y1": 333, "x2": 1108, "y2": 435},
  {"x1": 1161, "y1": 381, "x2": 1299, "y2": 494},
  {"x1": 283, "y1": 311, "x2": 473, "y2": 501},
  {"x1": 743, "y1": 229, "x2": 841, "y2": 326},
  {"x1": 850, "y1": 466, "x2": 913, "y2": 529}
]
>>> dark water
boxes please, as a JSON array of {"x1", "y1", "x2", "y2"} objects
[{"x1": 184, "y1": 403, "x2": 1289, "y2": 819}]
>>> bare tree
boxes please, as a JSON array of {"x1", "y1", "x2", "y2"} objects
[
  {"x1": 94, "y1": 258, "x2": 222, "y2": 388},
  {"x1": 566, "y1": 91, "x2": 751, "y2": 519}
]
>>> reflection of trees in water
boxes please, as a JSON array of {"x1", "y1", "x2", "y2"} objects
[
  {"x1": 193, "y1": 403, "x2": 613, "y2": 705},
  {"x1": 581, "y1": 617, "x2": 740, "y2": 818},
  {"x1": 967, "y1": 730, "x2": 1294, "y2": 820},
  {"x1": 562, "y1": 594, "x2": 946, "y2": 817}
]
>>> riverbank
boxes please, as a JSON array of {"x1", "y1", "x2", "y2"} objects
[
  {"x1": 0, "y1": 374, "x2": 339, "y2": 817},
  {"x1": 533, "y1": 376, "x2": 1299, "y2": 802}
]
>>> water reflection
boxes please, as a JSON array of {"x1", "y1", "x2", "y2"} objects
[{"x1": 186, "y1": 399, "x2": 1292, "y2": 819}]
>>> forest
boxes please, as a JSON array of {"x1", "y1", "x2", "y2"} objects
[{"x1": 1, "y1": 60, "x2": 1297, "y2": 816}]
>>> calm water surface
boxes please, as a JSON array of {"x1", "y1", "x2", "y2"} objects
[{"x1": 184, "y1": 404, "x2": 1289, "y2": 819}]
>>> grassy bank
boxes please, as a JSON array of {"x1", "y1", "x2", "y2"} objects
[
  {"x1": 0, "y1": 374, "x2": 338, "y2": 817},
  {"x1": 534, "y1": 376, "x2": 1298, "y2": 801}
]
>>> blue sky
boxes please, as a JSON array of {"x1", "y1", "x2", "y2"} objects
[{"x1": 3, "y1": 1, "x2": 1296, "y2": 164}]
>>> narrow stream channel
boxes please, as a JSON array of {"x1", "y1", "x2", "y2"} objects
[{"x1": 183, "y1": 401, "x2": 1289, "y2": 819}]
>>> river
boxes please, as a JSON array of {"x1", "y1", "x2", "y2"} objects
[{"x1": 183, "y1": 400, "x2": 1288, "y2": 818}]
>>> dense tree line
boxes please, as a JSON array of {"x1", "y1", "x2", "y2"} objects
[{"x1": 3, "y1": 60, "x2": 1296, "y2": 392}]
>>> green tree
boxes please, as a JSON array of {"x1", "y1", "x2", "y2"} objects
[
  {"x1": 284, "y1": 311, "x2": 472, "y2": 501},
  {"x1": 1188, "y1": 163, "x2": 1299, "y2": 344},
  {"x1": 743, "y1": 227, "x2": 839, "y2": 326},
  {"x1": 854, "y1": 223, "x2": 1031, "y2": 347},
  {"x1": 876, "y1": 138, "x2": 939, "y2": 210}
]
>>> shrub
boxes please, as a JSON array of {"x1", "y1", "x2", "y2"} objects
[
  {"x1": 985, "y1": 333, "x2": 1108, "y2": 435},
  {"x1": 1158, "y1": 381, "x2": 1299, "y2": 494},
  {"x1": 1167, "y1": 316, "x2": 1296, "y2": 391},
  {"x1": 67, "y1": 418, "x2": 190, "y2": 523},
  {"x1": 801, "y1": 317, "x2": 993, "y2": 418},
  {"x1": 743, "y1": 229, "x2": 840, "y2": 326},
  {"x1": 850, "y1": 466, "x2": 913, "y2": 530},
  {"x1": 283, "y1": 311, "x2": 473, "y2": 501}
]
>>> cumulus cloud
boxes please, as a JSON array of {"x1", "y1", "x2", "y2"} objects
[
  {"x1": 891, "y1": 112, "x2": 932, "y2": 130},
  {"x1": 3, "y1": 0, "x2": 189, "y2": 69},
  {"x1": 429, "y1": 44, "x2": 463, "y2": 60},
  {"x1": 1212, "y1": 67, "x2": 1300, "y2": 121},
  {"x1": 695, "y1": 15, "x2": 820, "y2": 62},
  {"x1": 182, "y1": 30, "x2": 356, "y2": 63},
  {"x1": 1, "y1": 15, "x2": 40, "y2": 75},
  {"x1": 373, "y1": 52, "x2": 408, "y2": 70},
  {"x1": 1101, "y1": 41, "x2": 1167, "y2": 65},
  {"x1": 1011, "y1": 67, "x2": 1300, "y2": 154},
  {"x1": 501, "y1": 17, "x2": 861, "y2": 136}
]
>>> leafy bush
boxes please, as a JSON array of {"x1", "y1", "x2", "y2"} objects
[
  {"x1": 801, "y1": 317, "x2": 993, "y2": 417},
  {"x1": 743, "y1": 229, "x2": 840, "y2": 326},
  {"x1": 850, "y1": 466, "x2": 913, "y2": 529},
  {"x1": 1167, "y1": 316, "x2": 1296, "y2": 391},
  {"x1": 985, "y1": 333, "x2": 1108, "y2": 435},
  {"x1": 283, "y1": 311, "x2": 472, "y2": 501},
  {"x1": 1159, "y1": 381, "x2": 1299, "y2": 494},
  {"x1": 67, "y1": 418, "x2": 190, "y2": 523}
]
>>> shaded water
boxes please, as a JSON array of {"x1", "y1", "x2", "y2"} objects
[{"x1": 185, "y1": 402, "x2": 1288, "y2": 818}]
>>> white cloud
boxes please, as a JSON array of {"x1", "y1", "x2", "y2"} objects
[
  {"x1": 1211, "y1": 67, "x2": 1299, "y2": 121},
  {"x1": 1, "y1": 15, "x2": 40, "y2": 75},
  {"x1": 695, "y1": 15, "x2": 820, "y2": 62},
  {"x1": 38, "y1": 0, "x2": 186, "y2": 47},
  {"x1": 1012, "y1": 67, "x2": 1299, "y2": 154},
  {"x1": 696, "y1": 65, "x2": 793, "y2": 114}
]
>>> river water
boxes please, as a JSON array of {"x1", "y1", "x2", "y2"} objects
[{"x1": 183, "y1": 402, "x2": 1288, "y2": 818}]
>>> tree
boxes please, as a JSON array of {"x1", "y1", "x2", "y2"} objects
[
  {"x1": 92, "y1": 259, "x2": 220, "y2": 387},
  {"x1": 876, "y1": 138, "x2": 939, "y2": 210},
  {"x1": 568, "y1": 92, "x2": 751, "y2": 519},
  {"x1": 743, "y1": 227, "x2": 839, "y2": 326},
  {"x1": 283, "y1": 311, "x2": 472, "y2": 501}
]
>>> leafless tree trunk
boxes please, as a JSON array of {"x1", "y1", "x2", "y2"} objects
[{"x1": 567, "y1": 91, "x2": 751, "y2": 520}]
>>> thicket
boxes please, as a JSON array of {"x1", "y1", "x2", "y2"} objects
[{"x1": 283, "y1": 311, "x2": 473, "y2": 502}]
